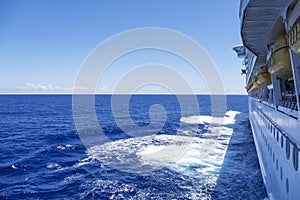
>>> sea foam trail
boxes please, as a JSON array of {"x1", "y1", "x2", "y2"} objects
[
  {"x1": 86, "y1": 110, "x2": 241, "y2": 177},
  {"x1": 180, "y1": 110, "x2": 240, "y2": 125},
  {"x1": 74, "y1": 110, "x2": 261, "y2": 199}
]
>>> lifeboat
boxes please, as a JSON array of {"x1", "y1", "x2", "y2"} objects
[
  {"x1": 256, "y1": 67, "x2": 271, "y2": 85},
  {"x1": 287, "y1": 18, "x2": 300, "y2": 56},
  {"x1": 247, "y1": 81, "x2": 261, "y2": 94},
  {"x1": 268, "y1": 36, "x2": 293, "y2": 79},
  {"x1": 246, "y1": 78, "x2": 255, "y2": 91}
]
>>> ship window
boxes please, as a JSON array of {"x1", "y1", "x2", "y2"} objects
[
  {"x1": 293, "y1": 146, "x2": 298, "y2": 171},
  {"x1": 286, "y1": 178, "x2": 289, "y2": 194},
  {"x1": 273, "y1": 127, "x2": 275, "y2": 137},
  {"x1": 271, "y1": 125, "x2": 273, "y2": 135},
  {"x1": 270, "y1": 124, "x2": 272, "y2": 131},
  {"x1": 280, "y1": 167, "x2": 283, "y2": 180},
  {"x1": 273, "y1": 152, "x2": 275, "y2": 162},
  {"x1": 281, "y1": 135, "x2": 284, "y2": 148},
  {"x1": 276, "y1": 159, "x2": 278, "y2": 170},
  {"x1": 286, "y1": 139, "x2": 291, "y2": 160},
  {"x1": 276, "y1": 131, "x2": 279, "y2": 142}
]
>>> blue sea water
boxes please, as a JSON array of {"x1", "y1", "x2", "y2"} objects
[{"x1": 0, "y1": 95, "x2": 267, "y2": 199}]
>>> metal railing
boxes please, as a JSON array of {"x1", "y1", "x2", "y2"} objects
[{"x1": 280, "y1": 100, "x2": 298, "y2": 111}]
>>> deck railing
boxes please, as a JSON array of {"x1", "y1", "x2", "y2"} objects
[{"x1": 280, "y1": 100, "x2": 298, "y2": 111}]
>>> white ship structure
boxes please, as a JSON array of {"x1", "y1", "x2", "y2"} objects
[{"x1": 233, "y1": 0, "x2": 300, "y2": 199}]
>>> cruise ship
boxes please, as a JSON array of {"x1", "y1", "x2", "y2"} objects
[{"x1": 233, "y1": 0, "x2": 300, "y2": 199}]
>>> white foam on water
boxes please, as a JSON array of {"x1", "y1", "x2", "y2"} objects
[
  {"x1": 57, "y1": 144, "x2": 74, "y2": 150},
  {"x1": 62, "y1": 173, "x2": 84, "y2": 183},
  {"x1": 79, "y1": 180, "x2": 136, "y2": 200},
  {"x1": 74, "y1": 157, "x2": 95, "y2": 167},
  {"x1": 136, "y1": 135, "x2": 195, "y2": 168},
  {"x1": 180, "y1": 110, "x2": 240, "y2": 125},
  {"x1": 87, "y1": 134, "x2": 192, "y2": 173},
  {"x1": 86, "y1": 111, "x2": 241, "y2": 179},
  {"x1": 46, "y1": 162, "x2": 62, "y2": 169},
  {"x1": 57, "y1": 145, "x2": 66, "y2": 150},
  {"x1": 75, "y1": 110, "x2": 264, "y2": 199}
]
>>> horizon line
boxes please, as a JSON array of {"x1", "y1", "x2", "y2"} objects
[{"x1": 0, "y1": 93, "x2": 247, "y2": 95}]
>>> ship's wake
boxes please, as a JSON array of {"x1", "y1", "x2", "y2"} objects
[
  {"x1": 85, "y1": 111, "x2": 240, "y2": 177},
  {"x1": 68, "y1": 110, "x2": 265, "y2": 199}
]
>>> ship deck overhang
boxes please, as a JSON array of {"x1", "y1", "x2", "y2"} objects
[{"x1": 241, "y1": 0, "x2": 292, "y2": 81}]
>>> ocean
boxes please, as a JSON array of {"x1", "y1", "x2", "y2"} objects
[{"x1": 0, "y1": 95, "x2": 267, "y2": 199}]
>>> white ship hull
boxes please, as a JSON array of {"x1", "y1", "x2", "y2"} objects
[
  {"x1": 234, "y1": 1, "x2": 300, "y2": 199},
  {"x1": 249, "y1": 98, "x2": 299, "y2": 200}
]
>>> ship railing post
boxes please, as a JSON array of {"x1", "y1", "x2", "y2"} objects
[{"x1": 288, "y1": 49, "x2": 300, "y2": 117}]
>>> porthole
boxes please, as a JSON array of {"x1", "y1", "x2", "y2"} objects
[
  {"x1": 280, "y1": 167, "x2": 283, "y2": 180},
  {"x1": 286, "y1": 178, "x2": 289, "y2": 194},
  {"x1": 281, "y1": 135, "x2": 284, "y2": 148},
  {"x1": 286, "y1": 139, "x2": 291, "y2": 160},
  {"x1": 292, "y1": 146, "x2": 298, "y2": 171}
]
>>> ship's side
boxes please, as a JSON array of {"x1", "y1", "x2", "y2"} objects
[{"x1": 234, "y1": 1, "x2": 300, "y2": 199}]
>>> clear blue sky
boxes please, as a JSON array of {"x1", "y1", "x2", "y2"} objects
[{"x1": 0, "y1": 0, "x2": 245, "y2": 94}]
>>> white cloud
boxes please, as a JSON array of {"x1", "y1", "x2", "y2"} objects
[
  {"x1": 12, "y1": 83, "x2": 111, "y2": 94},
  {"x1": 97, "y1": 86, "x2": 109, "y2": 92},
  {"x1": 72, "y1": 86, "x2": 110, "y2": 94},
  {"x1": 16, "y1": 83, "x2": 73, "y2": 93},
  {"x1": 2, "y1": 82, "x2": 247, "y2": 95},
  {"x1": 0, "y1": 83, "x2": 247, "y2": 95}
]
